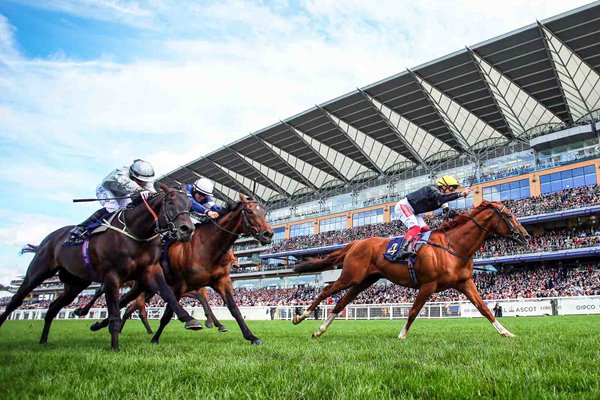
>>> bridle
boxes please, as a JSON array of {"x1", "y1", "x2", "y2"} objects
[
  {"x1": 104, "y1": 191, "x2": 191, "y2": 242},
  {"x1": 209, "y1": 201, "x2": 263, "y2": 239},
  {"x1": 469, "y1": 204, "x2": 523, "y2": 242},
  {"x1": 150, "y1": 191, "x2": 192, "y2": 236},
  {"x1": 430, "y1": 204, "x2": 524, "y2": 261}
]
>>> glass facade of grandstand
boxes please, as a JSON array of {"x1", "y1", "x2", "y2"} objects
[
  {"x1": 483, "y1": 179, "x2": 530, "y2": 202},
  {"x1": 319, "y1": 216, "x2": 346, "y2": 233},
  {"x1": 540, "y1": 166, "x2": 596, "y2": 194},
  {"x1": 290, "y1": 222, "x2": 313, "y2": 238},
  {"x1": 353, "y1": 209, "x2": 384, "y2": 227}
]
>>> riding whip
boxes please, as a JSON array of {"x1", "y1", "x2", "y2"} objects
[{"x1": 73, "y1": 196, "x2": 134, "y2": 203}]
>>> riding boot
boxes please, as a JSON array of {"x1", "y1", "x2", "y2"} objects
[
  {"x1": 68, "y1": 208, "x2": 107, "y2": 242},
  {"x1": 396, "y1": 238, "x2": 414, "y2": 261}
]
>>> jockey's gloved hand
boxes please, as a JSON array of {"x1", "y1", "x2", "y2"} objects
[
  {"x1": 207, "y1": 211, "x2": 219, "y2": 219},
  {"x1": 447, "y1": 209, "x2": 459, "y2": 218},
  {"x1": 139, "y1": 190, "x2": 152, "y2": 200}
]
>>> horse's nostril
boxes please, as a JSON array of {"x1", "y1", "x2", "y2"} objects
[
  {"x1": 179, "y1": 225, "x2": 191, "y2": 233},
  {"x1": 264, "y1": 231, "x2": 274, "y2": 239}
]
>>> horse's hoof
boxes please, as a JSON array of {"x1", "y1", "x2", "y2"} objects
[
  {"x1": 73, "y1": 308, "x2": 86, "y2": 317},
  {"x1": 205, "y1": 322, "x2": 214, "y2": 329},
  {"x1": 292, "y1": 316, "x2": 301, "y2": 325},
  {"x1": 312, "y1": 332, "x2": 321, "y2": 338},
  {"x1": 250, "y1": 338, "x2": 262, "y2": 345},
  {"x1": 218, "y1": 326, "x2": 228, "y2": 333},
  {"x1": 502, "y1": 332, "x2": 516, "y2": 338},
  {"x1": 146, "y1": 330, "x2": 153, "y2": 335},
  {"x1": 151, "y1": 338, "x2": 159, "y2": 345},
  {"x1": 185, "y1": 319, "x2": 203, "y2": 331},
  {"x1": 90, "y1": 322, "x2": 103, "y2": 332}
]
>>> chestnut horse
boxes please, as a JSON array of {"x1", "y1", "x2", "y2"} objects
[
  {"x1": 92, "y1": 194, "x2": 273, "y2": 345},
  {"x1": 292, "y1": 201, "x2": 529, "y2": 339},
  {"x1": 0, "y1": 184, "x2": 202, "y2": 350}
]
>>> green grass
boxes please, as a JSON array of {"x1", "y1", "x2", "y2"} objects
[{"x1": 0, "y1": 316, "x2": 599, "y2": 399}]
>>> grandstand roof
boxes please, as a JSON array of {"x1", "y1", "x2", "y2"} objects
[{"x1": 161, "y1": 2, "x2": 600, "y2": 205}]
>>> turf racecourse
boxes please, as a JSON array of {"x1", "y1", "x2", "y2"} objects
[{"x1": 0, "y1": 316, "x2": 598, "y2": 399}]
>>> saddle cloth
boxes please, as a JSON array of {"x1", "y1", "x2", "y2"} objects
[{"x1": 383, "y1": 231, "x2": 432, "y2": 263}]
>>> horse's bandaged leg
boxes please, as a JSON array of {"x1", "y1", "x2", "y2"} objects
[
  {"x1": 492, "y1": 320, "x2": 515, "y2": 337},
  {"x1": 398, "y1": 324, "x2": 409, "y2": 340},
  {"x1": 312, "y1": 312, "x2": 337, "y2": 338}
]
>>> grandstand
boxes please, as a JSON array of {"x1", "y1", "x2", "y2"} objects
[{"x1": 3, "y1": 2, "x2": 600, "y2": 315}]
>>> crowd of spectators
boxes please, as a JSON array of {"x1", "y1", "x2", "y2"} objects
[
  {"x1": 466, "y1": 163, "x2": 533, "y2": 185},
  {"x1": 3, "y1": 263, "x2": 598, "y2": 311},
  {"x1": 269, "y1": 185, "x2": 600, "y2": 254}
]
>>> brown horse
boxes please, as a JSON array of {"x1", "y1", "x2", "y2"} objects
[
  {"x1": 92, "y1": 193, "x2": 273, "y2": 345},
  {"x1": 292, "y1": 201, "x2": 530, "y2": 339},
  {"x1": 0, "y1": 184, "x2": 202, "y2": 350}
]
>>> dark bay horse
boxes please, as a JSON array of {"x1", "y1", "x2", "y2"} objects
[
  {"x1": 0, "y1": 184, "x2": 202, "y2": 350},
  {"x1": 92, "y1": 193, "x2": 273, "y2": 345},
  {"x1": 292, "y1": 201, "x2": 530, "y2": 339}
]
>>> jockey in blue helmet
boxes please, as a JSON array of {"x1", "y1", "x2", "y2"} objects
[{"x1": 184, "y1": 178, "x2": 224, "y2": 220}]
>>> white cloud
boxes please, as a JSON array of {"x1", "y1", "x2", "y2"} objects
[{"x1": 0, "y1": 211, "x2": 71, "y2": 247}]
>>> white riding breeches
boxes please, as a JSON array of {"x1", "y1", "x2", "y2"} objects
[
  {"x1": 394, "y1": 198, "x2": 427, "y2": 230},
  {"x1": 96, "y1": 185, "x2": 132, "y2": 213}
]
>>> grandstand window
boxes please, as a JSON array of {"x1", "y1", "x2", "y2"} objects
[
  {"x1": 353, "y1": 208, "x2": 383, "y2": 227},
  {"x1": 290, "y1": 222, "x2": 313, "y2": 237},
  {"x1": 319, "y1": 216, "x2": 347, "y2": 233},
  {"x1": 446, "y1": 196, "x2": 474, "y2": 210},
  {"x1": 272, "y1": 227, "x2": 285, "y2": 243},
  {"x1": 483, "y1": 179, "x2": 530, "y2": 201},
  {"x1": 540, "y1": 166, "x2": 596, "y2": 194}
]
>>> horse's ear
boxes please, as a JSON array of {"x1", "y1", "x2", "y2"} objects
[
  {"x1": 158, "y1": 182, "x2": 171, "y2": 192},
  {"x1": 239, "y1": 192, "x2": 248, "y2": 202}
]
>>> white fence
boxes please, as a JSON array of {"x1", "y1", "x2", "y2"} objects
[{"x1": 4, "y1": 296, "x2": 599, "y2": 322}]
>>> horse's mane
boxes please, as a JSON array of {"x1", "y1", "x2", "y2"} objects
[{"x1": 437, "y1": 201, "x2": 497, "y2": 232}]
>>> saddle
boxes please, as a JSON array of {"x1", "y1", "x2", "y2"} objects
[
  {"x1": 62, "y1": 212, "x2": 118, "y2": 247},
  {"x1": 383, "y1": 231, "x2": 432, "y2": 288},
  {"x1": 384, "y1": 231, "x2": 432, "y2": 263}
]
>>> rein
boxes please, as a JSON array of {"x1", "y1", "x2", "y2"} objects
[
  {"x1": 208, "y1": 203, "x2": 259, "y2": 238},
  {"x1": 429, "y1": 205, "x2": 520, "y2": 261},
  {"x1": 101, "y1": 191, "x2": 190, "y2": 242}
]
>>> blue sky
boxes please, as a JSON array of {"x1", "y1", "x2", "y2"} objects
[{"x1": 0, "y1": 0, "x2": 593, "y2": 285}]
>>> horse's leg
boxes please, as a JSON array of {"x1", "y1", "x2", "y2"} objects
[
  {"x1": 457, "y1": 278, "x2": 515, "y2": 337},
  {"x1": 118, "y1": 299, "x2": 140, "y2": 333},
  {"x1": 74, "y1": 284, "x2": 104, "y2": 316},
  {"x1": 196, "y1": 291, "x2": 227, "y2": 332},
  {"x1": 40, "y1": 276, "x2": 90, "y2": 344},
  {"x1": 292, "y1": 280, "x2": 351, "y2": 325},
  {"x1": 212, "y1": 277, "x2": 261, "y2": 345},
  {"x1": 103, "y1": 274, "x2": 123, "y2": 351},
  {"x1": 0, "y1": 262, "x2": 56, "y2": 327},
  {"x1": 145, "y1": 266, "x2": 201, "y2": 330},
  {"x1": 398, "y1": 282, "x2": 437, "y2": 340},
  {"x1": 138, "y1": 301, "x2": 153, "y2": 334},
  {"x1": 150, "y1": 306, "x2": 174, "y2": 344},
  {"x1": 89, "y1": 282, "x2": 145, "y2": 332},
  {"x1": 312, "y1": 275, "x2": 379, "y2": 338}
]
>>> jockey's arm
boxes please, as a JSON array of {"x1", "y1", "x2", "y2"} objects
[{"x1": 429, "y1": 186, "x2": 461, "y2": 207}]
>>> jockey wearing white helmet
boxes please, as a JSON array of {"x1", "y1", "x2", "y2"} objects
[
  {"x1": 67, "y1": 159, "x2": 157, "y2": 243},
  {"x1": 184, "y1": 178, "x2": 224, "y2": 219}
]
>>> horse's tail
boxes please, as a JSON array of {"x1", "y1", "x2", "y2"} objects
[
  {"x1": 293, "y1": 242, "x2": 356, "y2": 273},
  {"x1": 19, "y1": 244, "x2": 39, "y2": 255}
]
